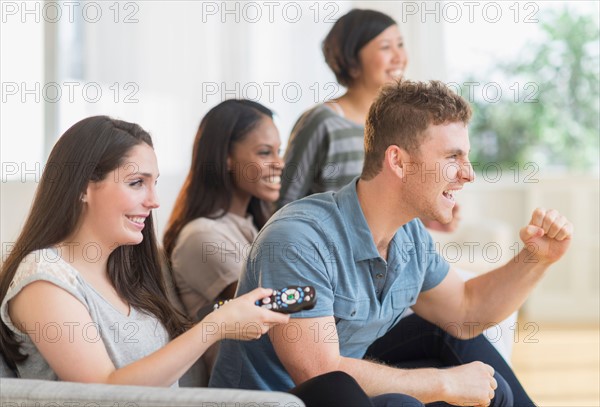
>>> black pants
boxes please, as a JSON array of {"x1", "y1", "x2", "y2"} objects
[
  {"x1": 290, "y1": 371, "x2": 423, "y2": 407},
  {"x1": 365, "y1": 314, "x2": 535, "y2": 407}
]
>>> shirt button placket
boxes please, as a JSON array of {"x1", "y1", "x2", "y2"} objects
[{"x1": 373, "y1": 260, "x2": 386, "y2": 294}]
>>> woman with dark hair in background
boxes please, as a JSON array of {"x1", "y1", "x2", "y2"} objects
[
  {"x1": 163, "y1": 100, "x2": 283, "y2": 374},
  {"x1": 164, "y1": 100, "x2": 283, "y2": 321},
  {"x1": 279, "y1": 10, "x2": 404, "y2": 201}
]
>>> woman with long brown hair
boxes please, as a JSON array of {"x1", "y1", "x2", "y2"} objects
[{"x1": 0, "y1": 115, "x2": 288, "y2": 385}]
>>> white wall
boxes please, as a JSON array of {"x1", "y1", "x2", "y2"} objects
[{"x1": 0, "y1": 2, "x2": 45, "y2": 170}]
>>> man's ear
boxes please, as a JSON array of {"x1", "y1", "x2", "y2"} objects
[{"x1": 385, "y1": 145, "x2": 411, "y2": 179}]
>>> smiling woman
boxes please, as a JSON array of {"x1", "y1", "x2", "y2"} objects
[
  {"x1": 278, "y1": 9, "x2": 406, "y2": 208},
  {"x1": 163, "y1": 100, "x2": 284, "y2": 320},
  {"x1": 227, "y1": 115, "x2": 283, "y2": 215},
  {"x1": 162, "y1": 99, "x2": 284, "y2": 376},
  {"x1": 79, "y1": 143, "x2": 160, "y2": 250},
  {"x1": 0, "y1": 115, "x2": 291, "y2": 386}
]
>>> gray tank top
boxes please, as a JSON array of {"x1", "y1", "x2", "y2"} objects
[{"x1": 0, "y1": 248, "x2": 171, "y2": 381}]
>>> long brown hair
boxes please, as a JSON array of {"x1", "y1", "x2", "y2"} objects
[
  {"x1": 0, "y1": 116, "x2": 190, "y2": 369},
  {"x1": 163, "y1": 99, "x2": 274, "y2": 260}
]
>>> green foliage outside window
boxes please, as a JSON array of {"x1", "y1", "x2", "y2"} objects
[{"x1": 468, "y1": 9, "x2": 599, "y2": 172}]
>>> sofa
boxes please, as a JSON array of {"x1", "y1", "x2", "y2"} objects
[
  {"x1": 0, "y1": 378, "x2": 303, "y2": 407},
  {"x1": 0, "y1": 255, "x2": 304, "y2": 407},
  {"x1": 0, "y1": 348, "x2": 303, "y2": 407}
]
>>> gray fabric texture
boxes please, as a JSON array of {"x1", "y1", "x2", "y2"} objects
[
  {"x1": 0, "y1": 248, "x2": 170, "y2": 382},
  {"x1": 0, "y1": 378, "x2": 304, "y2": 407}
]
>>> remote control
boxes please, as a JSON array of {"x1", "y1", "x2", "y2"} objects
[
  {"x1": 213, "y1": 286, "x2": 317, "y2": 314},
  {"x1": 255, "y1": 286, "x2": 317, "y2": 314}
]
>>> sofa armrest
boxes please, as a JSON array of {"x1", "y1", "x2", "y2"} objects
[{"x1": 0, "y1": 378, "x2": 304, "y2": 407}]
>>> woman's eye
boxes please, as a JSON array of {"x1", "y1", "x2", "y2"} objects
[
  {"x1": 258, "y1": 151, "x2": 271, "y2": 156},
  {"x1": 129, "y1": 179, "x2": 143, "y2": 187}
]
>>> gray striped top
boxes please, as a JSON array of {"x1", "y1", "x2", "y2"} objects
[
  {"x1": 278, "y1": 104, "x2": 364, "y2": 208},
  {"x1": 0, "y1": 248, "x2": 171, "y2": 383}
]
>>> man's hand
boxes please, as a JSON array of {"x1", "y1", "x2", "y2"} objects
[
  {"x1": 520, "y1": 208, "x2": 573, "y2": 265},
  {"x1": 440, "y1": 362, "x2": 497, "y2": 407}
]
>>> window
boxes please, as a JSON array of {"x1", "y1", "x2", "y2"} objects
[{"x1": 444, "y1": 1, "x2": 600, "y2": 173}]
